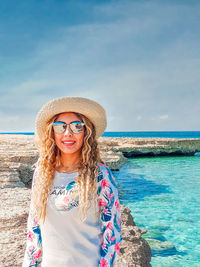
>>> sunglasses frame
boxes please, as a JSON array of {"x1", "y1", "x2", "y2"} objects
[{"x1": 52, "y1": 120, "x2": 85, "y2": 134}]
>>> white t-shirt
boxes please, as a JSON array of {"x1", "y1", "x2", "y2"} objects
[
  {"x1": 40, "y1": 171, "x2": 102, "y2": 267},
  {"x1": 22, "y1": 163, "x2": 122, "y2": 267}
]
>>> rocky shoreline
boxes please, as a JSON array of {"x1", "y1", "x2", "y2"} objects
[
  {"x1": 1, "y1": 134, "x2": 199, "y2": 266},
  {"x1": 98, "y1": 137, "x2": 200, "y2": 170}
]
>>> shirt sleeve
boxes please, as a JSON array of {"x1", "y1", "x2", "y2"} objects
[
  {"x1": 97, "y1": 164, "x2": 123, "y2": 267},
  {"x1": 22, "y1": 167, "x2": 43, "y2": 267}
]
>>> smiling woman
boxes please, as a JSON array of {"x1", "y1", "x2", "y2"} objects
[
  {"x1": 52, "y1": 112, "x2": 85, "y2": 173},
  {"x1": 22, "y1": 96, "x2": 123, "y2": 267}
]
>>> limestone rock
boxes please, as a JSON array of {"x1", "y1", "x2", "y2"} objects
[
  {"x1": 98, "y1": 137, "x2": 200, "y2": 158},
  {"x1": 116, "y1": 205, "x2": 152, "y2": 267}
]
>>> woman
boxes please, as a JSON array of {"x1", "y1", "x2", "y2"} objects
[{"x1": 22, "y1": 96, "x2": 122, "y2": 267}]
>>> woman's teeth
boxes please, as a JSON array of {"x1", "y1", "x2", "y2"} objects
[{"x1": 62, "y1": 141, "x2": 75, "y2": 144}]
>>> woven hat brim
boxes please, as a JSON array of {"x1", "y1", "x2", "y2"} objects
[{"x1": 35, "y1": 97, "x2": 107, "y2": 139}]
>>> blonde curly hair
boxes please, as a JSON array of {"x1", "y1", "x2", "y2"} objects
[{"x1": 32, "y1": 112, "x2": 105, "y2": 224}]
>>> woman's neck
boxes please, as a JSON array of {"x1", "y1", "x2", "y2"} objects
[
  {"x1": 57, "y1": 153, "x2": 81, "y2": 173},
  {"x1": 60, "y1": 151, "x2": 81, "y2": 166}
]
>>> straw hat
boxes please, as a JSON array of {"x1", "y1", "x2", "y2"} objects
[{"x1": 35, "y1": 96, "x2": 107, "y2": 139}]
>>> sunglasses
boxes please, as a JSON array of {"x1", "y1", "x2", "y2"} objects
[{"x1": 52, "y1": 121, "x2": 85, "y2": 134}]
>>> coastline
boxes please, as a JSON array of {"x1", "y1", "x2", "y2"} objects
[
  {"x1": 1, "y1": 135, "x2": 200, "y2": 182},
  {"x1": 1, "y1": 134, "x2": 200, "y2": 266},
  {"x1": 1, "y1": 131, "x2": 200, "y2": 139},
  {"x1": 98, "y1": 136, "x2": 200, "y2": 170}
]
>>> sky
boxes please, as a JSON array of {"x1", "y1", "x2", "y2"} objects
[{"x1": 0, "y1": 0, "x2": 200, "y2": 132}]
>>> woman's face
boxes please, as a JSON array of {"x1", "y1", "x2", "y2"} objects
[{"x1": 53, "y1": 112, "x2": 85, "y2": 157}]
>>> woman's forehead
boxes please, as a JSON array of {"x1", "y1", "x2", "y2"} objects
[{"x1": 56, "y1": 112, "x2": 82, "y2": 121}]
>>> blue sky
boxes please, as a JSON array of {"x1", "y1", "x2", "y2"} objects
[{"x1": 0, "y1": 0, "x2": 200, "y2": 132}]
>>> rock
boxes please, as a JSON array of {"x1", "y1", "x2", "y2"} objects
[
  {"x1": 0, "y1": 135, "x2": 38, "y2": 188},
  {"x1": 98, "y1": 137, "x2": 200, "y2": 158},
  {"x1": 146, "y1": 238, "x2": 174, "y2": 251},
  {"x1": 0, "y1": 187, "x2": 31, "y2": 267},
  {"x1": 18, "y1": 163, "x2": 34, "y2": 187},
  {"x1": 146, "y1": 238, "x2": 178, "y2": 257},
  {"x1": 100, "y1": 149, "x2": 128, "y2": 171},
  {"x1": 116, "y1": 205, "x2": 152, "y2": 267}
]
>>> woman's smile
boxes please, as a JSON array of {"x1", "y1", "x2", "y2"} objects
[{"x1": 61, "y1": 140, "x2": 76, "y2": 147}]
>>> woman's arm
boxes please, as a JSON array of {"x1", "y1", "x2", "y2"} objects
[
  {"x1": 98, "y1": 164, "x2": 123, "y2": 267},
  {"x1": 22, "y1": 168, "x2": 43, "y2": 267}
]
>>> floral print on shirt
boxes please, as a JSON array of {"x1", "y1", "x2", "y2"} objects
[
  {"x1": 22, "y1": 168, "x2": 43, "y2": 267},
  {"x1": 52, "y1": 181, "x2": 79, "y2": 211},
  {"x1": 22, "y1": 163, "x2": 122, "y2": 267},
  {"x1": 97, "y1": 163, "x2": 122, "y2": 267}
]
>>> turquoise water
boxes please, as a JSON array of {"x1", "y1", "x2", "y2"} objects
[{"x1": 113, "y1": 157, "x2": 200, "y2": 267}]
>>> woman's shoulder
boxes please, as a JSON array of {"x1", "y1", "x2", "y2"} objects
[
  {"x1": 97, "y1": 162, "x2": 118, "y2": 188},
  {"x1": 97, "y1": 162, "x2": 109, "y2": 170},
  {"x1": 97, "y1": 162, "x2": 111, "y2": 177}
]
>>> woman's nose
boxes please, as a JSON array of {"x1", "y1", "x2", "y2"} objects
[{"x1": 64, "y1": 125, "x2": 73, "y2": 136}]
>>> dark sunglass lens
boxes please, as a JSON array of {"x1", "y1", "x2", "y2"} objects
[
  {"x1": 71, "y1": 122, "x2": 84, "y2": 133},
  {"x1": 53, "y1": 122, "x2": 66, "y2": 134}
]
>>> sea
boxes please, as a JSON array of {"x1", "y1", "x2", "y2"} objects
[
  {"x1": 1, "y1": 131, "x2": 200, "y2": 266},
  {"x1": 113, "y1": 157, "x2": 200, "y2": 267},
  {"x1": 1, "y1": 131, "x2": 200, "y2": 138}
]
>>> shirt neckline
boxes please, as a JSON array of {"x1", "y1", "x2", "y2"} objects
[{"x1": 55, "y1": 170, "x2": 78, "y2": 175}]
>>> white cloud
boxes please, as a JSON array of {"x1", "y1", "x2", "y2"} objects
[
  {"x1": 159, "y1": 115, "x2": 169, "y2": 120},
  {"x1": 0, "y1": 0, "x2": 200, "y2": 131}
]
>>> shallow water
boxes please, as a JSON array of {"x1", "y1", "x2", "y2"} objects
[{"x1": 113, "y1": 156, "x2": 200, "y2": 267}]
